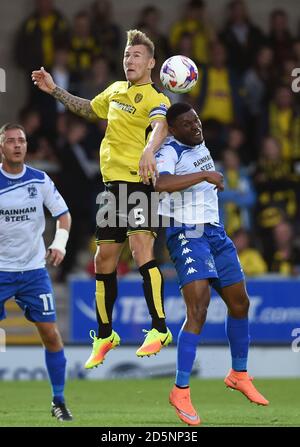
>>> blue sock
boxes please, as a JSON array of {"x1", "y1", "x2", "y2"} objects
[
  {"x1": 225, "y1": 315, "x2": 250, "y2": 371},
  {"x1": 45, "y1": 349, "x2": 66, "y2": 404},
  {"x1": 175, "y1": 330, "x2": 201, "y2": 387}
]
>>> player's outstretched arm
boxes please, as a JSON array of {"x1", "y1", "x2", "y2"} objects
[
  {"x1": 31, "y1": 67, "x2": 97, "y2": 121},
  {"x1": 155, "y1": 171, "x2": 224, "y2": 193}
]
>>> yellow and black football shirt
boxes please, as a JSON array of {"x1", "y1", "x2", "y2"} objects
[{"x1": 91, "y1": 81, "x2": 170, "y2": 183}]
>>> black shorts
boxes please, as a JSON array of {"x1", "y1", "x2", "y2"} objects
[{"x1": 95, "y1": 181, "x2": 158, "y2": 244}]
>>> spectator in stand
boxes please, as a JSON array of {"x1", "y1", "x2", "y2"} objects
[
  {"x1": 51, "y1": 46, "x2": 75, "y2": 108},
  {"x1": 218, "y1": 149, "x2": 256, "y2": 236},
  {"x1": 263, "y1": 85, "x2": 300, "y2": 161},
  {"x1": 276, "y1": 58, "x2": 299, "y2": 97},
  {"x1": 253, "y1": 136, "x2": 299, "y2": 266},
  {"x1": 15, "y1": 0, "x2": 69, "y2": 72},
  {"x1": 293, "y1": 39, "x2": 300, "y2": 67},
  {"x1": 231, "y1": 228, "x2": 267, "y2": 276},
  {"x1": 28, "y1": 136, "x2": 60, "y2": 176},
  {"x1": 20, "y1": 107, "x2": 60, "y2": 176},
  {"x1": 225, "y1": 125, "x2": 250, "y2": 166},
  {"x1": 243, "y1": 46, "x2": 275, "y2": 115},
  {"x1": 268, "y1": 9, "x2": 294, "y2": 66},
  {"x1": 55, "y1": 112, "x2": 69, "y2": 148},
  {"x1": 219, "y1": 0, "x2": 265, "y2": 74},
  {"x1": 270, "y1": 220, "x2": 300, "y2": 276},
  {"x1": 34, "y1": 46, "x2": 76, "y2": 133},
  {"x1": 135, "y1": 6, "x2": 171, "y2": 69},
  {"x1": 20, "y1": 45, "x2": 74, "y2": 136},
  {"x1": 243, "y1": 46, "x2": 276, "y2": 153},
  {"x1": 78, "y1": 55, "x2": 114, "y2": 100},
  {"x1": 189, "y1": 41, "x2": 244, "y2": 151},
  {"x1": 19, "y1": 107, "x2": 42, "y2": 158},
  {"x1": 169, "y1": 0, "x2": 215, "y2": 65},
  {"x1": 54, "y1": 116, "x2": 99, "y2": 281},
  {"x1": 90, "y1": 0, "x2": 122, "y2": 76},
  {"x1": 292, "y1": 39, "x2": 300, "y2": 107},
  {"x1": 216, "y1": 125, "x2": 250, "y2": 166},
  {"x1": 175, "y1": 31, "x2": 196, "y2": 60},
  {"x1": 14, "y1": 0, "x2": 69, "y2": 103},
  {"x1": 69, "y1": 11, "x2": 101, "y2": 87}
]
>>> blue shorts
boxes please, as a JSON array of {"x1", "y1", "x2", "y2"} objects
[
  {"x1": 166, "y1": 223, "x2": 244, "y2": 289},
  {"x1": 0, "y1": 268, "x2": 56, "y2": 322}
]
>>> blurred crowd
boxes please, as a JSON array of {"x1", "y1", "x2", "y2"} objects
[{"x1": 12, "y1": 0, "x2": 300, "y2": 280}]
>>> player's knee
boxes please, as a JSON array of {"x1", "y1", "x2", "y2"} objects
[
  {"x1": 229, "y1": 294, "x2": 250, "y2": 318},
  {"x1": 130, "y1": 246, "x2": 142, "y2": 263},
  {"x1": 187, "y1": 303, "x2": 208, "y2": 327},
  {"x1": 41, "y1": 326, "x2": 63, "y2": 351},
  {"x1": 130, "y1": 242, "x2": 152, "y2": 265},
  {"x1": 95, "y1": 247, "x2": 116, "y2": 272}
]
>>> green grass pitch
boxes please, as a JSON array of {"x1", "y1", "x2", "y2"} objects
[{"x1": 0, "y1": 378, "x2": 299, "y2": 427}]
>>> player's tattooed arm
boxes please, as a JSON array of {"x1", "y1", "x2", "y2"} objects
[{"x1": 52, "y1": 87, "x2": 97, "y2": 121}]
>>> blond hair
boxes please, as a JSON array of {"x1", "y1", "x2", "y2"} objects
[{"x1": 126, "y1": 29, "x2": 155, "y2": 57}]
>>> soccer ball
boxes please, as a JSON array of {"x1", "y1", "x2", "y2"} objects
[{"x1": 160, "y1": 55, "x2": 198, "y2": 94}]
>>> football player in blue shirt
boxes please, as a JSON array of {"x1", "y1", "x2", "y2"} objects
[
  {"x1": 155, "y1": 103, "x2": 269, "y2": 426},
  {"x1": 0, "y1": 123, "x2": 72, "y2": 421}
]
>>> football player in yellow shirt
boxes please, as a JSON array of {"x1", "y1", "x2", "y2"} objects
[{"x1": 32, "y1": 29, "x2": 172, "y2": 368}]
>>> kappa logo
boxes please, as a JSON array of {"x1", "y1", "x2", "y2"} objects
[
  {"x1": 184, "y1": 257, "x2": 195, "y2": 265},
  {"x1": 182, "y1": 247, "x2": 192, "y2": 255},
  {"x1": 187, "y1": 267, "x2": 198, "y2": 275},
  {"x1": 178, "y1": 233, "x2": 186, "y2": 240},
  {"x1": 181, "y1": 239, "x2": 189, "y2": 246},
  {"x1": 27, "y1": 184, "x2": 38, "y2": 198}
]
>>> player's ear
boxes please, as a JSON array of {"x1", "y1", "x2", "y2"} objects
[
  {"x1": 168, "y1": 125, "x2": 175, "y2": 136},
  {"x1": 148, "y1": 58, "x2": 155, "y2": 70}
]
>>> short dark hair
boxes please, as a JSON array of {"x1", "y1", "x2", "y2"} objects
[
  {"x1": 188, "y1": 0, "x2": 205, "y2": 9},
  {"x1": 271, "y1": 9, "x2": 287, "y2": 20},
  {"x1": 0, "y1": 123, "x2": 26, "y2": 145},
  {"x1": 75, "y1": 10, "x2": 90, "y2": 20},
  {"x1": 166, "y1": 103, "x2": 193, "y2": 127}
]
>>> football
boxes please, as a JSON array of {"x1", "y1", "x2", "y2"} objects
[{"x1": 160, "y1": 55, "x2": 198, "y2": 94}]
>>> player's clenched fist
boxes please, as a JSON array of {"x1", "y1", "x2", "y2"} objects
[
  {"x1": 205, "y1": 171, "x2": 224, "y2": 191},
  {"x1": 31, "y1": 67, "x2": 56, "y2": 94}
]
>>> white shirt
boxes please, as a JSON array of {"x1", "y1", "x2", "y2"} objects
[
  {"x1": 0, "y1": 164, "x2": 68, "y2": 271},
  {"x1": 155, "y1": 136, "x2": 219, "y2": 224}
]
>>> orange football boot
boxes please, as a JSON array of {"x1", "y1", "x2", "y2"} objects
[
  {"x1": 169, "y1": 385, "x2": 201, "y2": 426},
  {"x1": 224, "y1": 368, "x2": 269, "y2": 405}
]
